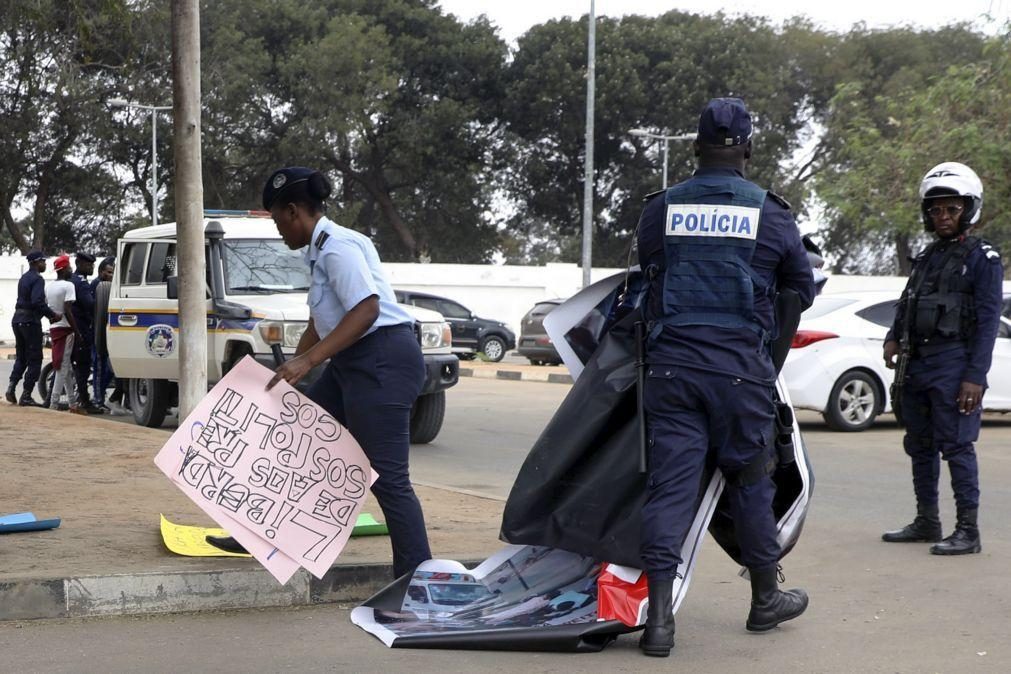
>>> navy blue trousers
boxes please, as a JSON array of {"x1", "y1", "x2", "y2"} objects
[
  {"x1": 641, "y1": 367, "x2": 780, "y2": 581},
  {"x1": 306, "y1": 324, "x2": 431, "y2": 578},
  {"x1": 72, "y1": 325, "x2": 94, "y2": 404},
  {"x1": 900, "y1": 352, "x2": 981, "y2": 511},
  {"x1": 9, "y1": 321, "x2": 43, "y2": 395}
]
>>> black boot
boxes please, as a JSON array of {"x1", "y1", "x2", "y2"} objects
[
  {"x1": 746, "y1": 565, "x2": 808, "y2": 632},
  {"x1": 638, "y1": 578, "x2": 675, "y2": 657},
  {"x1": 882, "y1": 503, "x2": 942, "y2": 543},
  {"x1": 930, "y1": 508, "x2": 981, "y2": 555},
  {"x1": 205, "y1": 535, "x2": 248, "y2": 554},
  {"x1": 18, "y1": 393, "x2": 39, "y2": 407},
  {"x1": 5, "y1": 384, "x2": 16, "y2": 404}
]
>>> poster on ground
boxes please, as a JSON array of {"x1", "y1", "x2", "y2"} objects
[{"x1": 352, "y1": 273, "x2": 814, "y2": 650}]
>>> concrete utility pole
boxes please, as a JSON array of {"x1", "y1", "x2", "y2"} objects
[
  {"x1": 172, "y1": 0, "x2": 207, "y2": 420},
  {"x1": 580, "y1": 0, "x2": 596, "y2": 289}
]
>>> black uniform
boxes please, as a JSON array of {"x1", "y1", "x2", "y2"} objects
[
  {"x1": 8, "y1": 265, "x2": 58, "y2": 401},
  {"x1": 887, "y1": 236, "x2": 1002, "y2": 516},
  {"x1": 70, "y1": 269, "x2": 96, "y2": 405}
]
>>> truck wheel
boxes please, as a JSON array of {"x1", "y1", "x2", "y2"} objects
[
  {"x1": 479, "y1": 335, "x2": 507, "y2": 362},
  {"x1": 130, "y1": 378, "x2": 171, "y2": 428},
  {"x1": 37, "y1": 362, "x2": 55, "y2": 401},
  {"x1": 410, "y1": 391, "x2": 445, "y2": 444}
]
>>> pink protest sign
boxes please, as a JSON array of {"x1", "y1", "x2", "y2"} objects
[{"x1": 154, "y1": 356, "x2": 374, "y2": 581}]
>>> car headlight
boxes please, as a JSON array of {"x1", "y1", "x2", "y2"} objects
[
  {"x1": 258, "y1": 321, "x2": 307, "y2": 348},
  {"x1": 418, "y1": 321, "x2": 451, "y2": 349}
]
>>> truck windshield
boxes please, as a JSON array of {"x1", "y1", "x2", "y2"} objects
[{"x1": 223, "y1": 239, "x2": 310, "y2": 293}]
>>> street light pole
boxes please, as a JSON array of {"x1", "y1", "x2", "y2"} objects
[
  {"x1": 109, "y1": 98, "x2": 171, "y2": 226},
  {"x1": 629, "y1": 128, "x2": 695, "y2": 189},
  {"x1": 580, "y1": 0, "x2": 596, "y2": 289}
]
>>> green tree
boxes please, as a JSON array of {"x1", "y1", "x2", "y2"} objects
[
  {"x1": 813, "y1": 29, "x2": 1008, "y2": 274},
  {"x1": 0, "y1": 0, "x2": 148, "y2": 254},
  {"x1": 198, "y1": 0, "x2": 508, "y2": 262},
  {"x1": 501, "y1": 11, "x2": 830, "y2": 266}
]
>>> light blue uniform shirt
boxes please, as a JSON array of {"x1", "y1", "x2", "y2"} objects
[{"x1": 304, "y1": 216, "x2": 414, "y2": 340}]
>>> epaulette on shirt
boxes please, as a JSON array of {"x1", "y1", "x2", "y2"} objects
[
  {"x1": 767, "y1": 190, "x2": 791, "y2": 210},
  {"x1": 642, "y1": 189, "x2": 666, "y2": 202},
  {"x1": 314, "y1": 230, "x2": 331, "y2": 250},
  {"x1": 979, "y1": 239, "x2": 1001, "y2": 262}
]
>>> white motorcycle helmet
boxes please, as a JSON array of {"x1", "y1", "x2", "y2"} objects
[{"x1": 919, "y1": 161, "x2": 983, "y2": 233}]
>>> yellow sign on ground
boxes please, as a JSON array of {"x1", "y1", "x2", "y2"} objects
[{"x1": 160, "y1": 513, "x2": 389, "y2": 557}]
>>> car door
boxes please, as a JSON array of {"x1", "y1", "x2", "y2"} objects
[
  {"x1": 434, "y1": 299, "x2": 479, "y2": 348},
  {"x1": 985, "y1": 319, "x2": 1011, "y2": 409},
  {"x1": 107, "y1": 239, "x2": 181, "y2": 379}
]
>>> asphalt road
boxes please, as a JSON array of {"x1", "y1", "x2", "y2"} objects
[{"x1": 5, "y1": 362, "x2": 1011, "y2": 671}]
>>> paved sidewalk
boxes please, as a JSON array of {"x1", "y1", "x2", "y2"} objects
[{"x1": 0, "y1": 404, "x2": 503, "y2": 621}]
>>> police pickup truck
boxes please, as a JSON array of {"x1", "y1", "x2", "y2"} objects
[{"x1": 102, "y1": 211, "x2": 458, "y2": 443}]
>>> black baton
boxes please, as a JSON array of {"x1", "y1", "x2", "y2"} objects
[{"x1": 635, "y1": 321, "x2": 648, "y2": 474}]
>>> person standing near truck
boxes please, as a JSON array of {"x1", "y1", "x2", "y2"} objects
[
  {"x1": 209, "y1": 167, "x2": 432, "y2": 579},
  {"x1": 6, "y1": 250, "x2": 61, "y2": 406},
  {"x1": 46, "y1": 254, "x2": 85, "y2": 415},
  {"x1": 70, "y1": 251, "x2": 102, "y2": 413}
]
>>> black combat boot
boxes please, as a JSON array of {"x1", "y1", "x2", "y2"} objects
[
  {"x1": 882, "y1": 503, "x2": 942, "y2": 543},
  {"x1": 930, "y1": 508, "x2": 981, "y2": 555},
  {"x1": 746, "y1": 565, "x2": 808, "y2": 632},
  {"x1": 18, "y1": 392, "x2": 39, "y2": 407},
  {"x1": 5, "y1": 385, "x2": 17, "y2": 404},
  {"x1": 638, "y1": 578, "x2": 675, "y2": 657}
]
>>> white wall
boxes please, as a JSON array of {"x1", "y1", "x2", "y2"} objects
[
  {"x1": 384, "y1": 262, "x2": 624, "y2": 338},
  {"x1": 6, "y1": 253, "x2": 1001, "y2": 346}
]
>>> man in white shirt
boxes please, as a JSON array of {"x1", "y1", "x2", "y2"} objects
[{"x1": 45, "y1": 254, "x2": 84, "y2": 414}]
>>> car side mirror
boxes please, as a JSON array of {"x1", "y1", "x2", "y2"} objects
[{"x1": 167, "y1": 276, "x2": 179, "y2": 300}]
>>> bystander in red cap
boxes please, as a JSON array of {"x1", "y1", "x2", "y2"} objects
[{"x1": 53, "y1": 254, "x2": 71, "y2": 270}]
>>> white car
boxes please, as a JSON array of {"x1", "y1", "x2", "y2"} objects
[{"x1": 784, "y1": 290, "x2": 1011, "y2": 431}]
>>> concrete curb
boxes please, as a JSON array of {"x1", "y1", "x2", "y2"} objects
[
  {"x1": 0, "y1": 563, "x2": 398, "y2": 621},
  {"x1": 458, "y1": 367, "x2": 572, "y2": 385}
]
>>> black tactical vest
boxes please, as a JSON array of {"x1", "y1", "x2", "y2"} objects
[{"x1": 908, "y1": 236, "x2": 980, "y2": 351}]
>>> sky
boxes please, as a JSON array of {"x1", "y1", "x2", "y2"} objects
[{"x1": 437, "y1": 0, "x2": 1008, "y2": 42}]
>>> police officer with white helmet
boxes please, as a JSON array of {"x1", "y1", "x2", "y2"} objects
[
  {"x1": 635, "y1": 98, "x2": 815, "y2": 657},
  {"x1": 247, "y1": 166, "x2": 431, "y2": 578},
  {"x1": 882, "y1": 162, "x2": 1002, "y2": 555}
]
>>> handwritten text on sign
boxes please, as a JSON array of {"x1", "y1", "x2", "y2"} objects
[{"x1": 155, "y1": 356, "x2": 373, "y2": 581}]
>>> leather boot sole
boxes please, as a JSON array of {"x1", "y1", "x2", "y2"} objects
[
  {"x1": 638, "y1": 631, "x2": 674, "y2": 657},
  {"x1": 881, "y1": 533, "x2": 942, "y2": 543},
  {"x1": 930, "y1": 542, "x2": 981, "y2": 555}
]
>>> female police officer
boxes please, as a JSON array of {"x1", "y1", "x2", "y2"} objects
[{"x1": 262, "y1": 166, "x2": 431, "y2": 578}]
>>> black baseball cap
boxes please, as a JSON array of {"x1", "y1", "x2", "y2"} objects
[
  {"x1": 697, "y1": 97, "x2": 752, "y2": 146},
  {"x1": 26, "y1": 250, "x2": 46, "y2": 262}
]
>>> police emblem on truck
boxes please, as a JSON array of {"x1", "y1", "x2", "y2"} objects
[{"x1": 146, "y1": 324, "x2": 175, "y2": 358}]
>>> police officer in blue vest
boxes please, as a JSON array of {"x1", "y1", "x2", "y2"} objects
[
  {"x1": 257, "y1": 166, "x2": 431, "y2": 578},
  {"x1": 636, "y1": 98, "x2": 815, "y2": 657},
  {"x1": 70, "y1": 251, "x2": 102, "y2": 413},
  {"x1": 6, "y1": 251, "x2": 61, "y2": 406},
  {"x1": 882, "y1": 162, "x2": 1002, "y2": 556}
]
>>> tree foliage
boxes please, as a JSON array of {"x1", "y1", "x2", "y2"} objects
[
  {"x1": 0, "y1": 2, "x2": 1004, "y2": 274},
  {"x1": 813, "y1": 28, "x2": 1008, "y2": 274}
]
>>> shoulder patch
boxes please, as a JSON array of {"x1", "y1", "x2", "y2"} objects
[
  {"x1": 314, "y1": 231, "x2": 331, "y2": 250},
  {"x1": 642, "y1": 189, "x2": 666, "y2": 203},
  {"x1": 767, "y1": 190, "x2": 791, "y2": 210},
  {"x1": 979, "y1": 240, "x2": 1001, "y2": 262}
]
